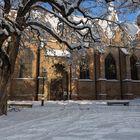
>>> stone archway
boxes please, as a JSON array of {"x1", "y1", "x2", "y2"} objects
[{"x1": 50, "y1": 64, "x2": 68, "y2": 100}]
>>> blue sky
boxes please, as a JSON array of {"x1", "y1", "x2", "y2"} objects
[
  {"x1": 121, "y1": 12, "x2": 138, "y2": 22},
  {"x1": 80, "y1": 0, "x2": 140, "y2": 22},
  {"x1": 43, "y1": 0, "x2": 139, "y2": 23}
]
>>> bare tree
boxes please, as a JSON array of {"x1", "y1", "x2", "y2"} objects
[{"x1": 0, "y1": 0, "x2": 139, "y2": 115}]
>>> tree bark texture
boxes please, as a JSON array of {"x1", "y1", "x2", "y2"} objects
[{"x1": 0, "y1": 35, "x2": 20, "y2": 115}]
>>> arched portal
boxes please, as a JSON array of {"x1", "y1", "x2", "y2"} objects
[
  {"x1": 130, "y1": 55, "x2": 138, "y2": 80},
  {"x1": 50, "y1": 63, "x2": 68, "y2": 100},
  {"x1": 105, "y1": 53, "x2": 117, "y2": 79}
]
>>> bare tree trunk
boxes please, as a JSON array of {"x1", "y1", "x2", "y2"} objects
[
  {"x1": 0, "y1": 51, "x2": 10, "y2": 115},
  {"x1": 0, "y1": 35, "x2": 20, "y2": 115},
  {"x1": 0, "y1": 77, "x2": 9, "y2": 115}
]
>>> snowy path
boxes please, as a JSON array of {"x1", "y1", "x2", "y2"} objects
[{"x1": 0, "y1": 100, "x2": 140, "y2": 140}]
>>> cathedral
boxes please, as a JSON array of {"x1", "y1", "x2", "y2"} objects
[{"x1": 8, "y1": 2, "x2": 140, "y2": 101}]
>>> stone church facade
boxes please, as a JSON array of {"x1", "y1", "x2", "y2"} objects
[
  {"x1": 8, "y1": 36, "x2": 140, "y2": 101},
  {"x1": 8, "y1": 1, "x2": 140, "y2": 101}
]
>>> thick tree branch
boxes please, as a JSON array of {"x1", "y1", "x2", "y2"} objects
[
  {"x1": 27, "y1": 21, "x2": 73, "y2": 50},
  {"x1": 4, "y1": 0, "x2": 11, "y2": 14}
]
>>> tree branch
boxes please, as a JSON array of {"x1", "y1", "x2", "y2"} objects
[
  {"x1": 27, "y1": 21, "x2": 73, "y2": 50},
  {"x1": 4, "y1": 0, "x2": 11, "y2": 14}
]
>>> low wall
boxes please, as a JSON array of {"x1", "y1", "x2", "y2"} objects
[
  {"x1": 106, "y1": 80, "x2": 121, "y2": 99},
  {"x1": 132, "y1": 81, "x2": 140, "y2": 98},
  {"x1": 77, "y1": 80, "x2": 95, "y2": 99},
  {"x1": 9, "y1": 78, "x2": 36, "y2": 100}
]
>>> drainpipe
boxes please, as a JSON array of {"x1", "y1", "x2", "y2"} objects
[
  {"x1": 119, "y1": 48, "x2": 123, "y2": 99},
  {"x1": 69, "y1": 63, "x2": 72, "y2": 100},
  {"x1": 94, "y1": 52, "x2": 97, "y2": 100},
  {"x1": 35, "y1": 45, "x2": 41, "y2": 101}
]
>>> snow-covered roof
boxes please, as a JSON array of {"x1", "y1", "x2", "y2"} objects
[
  {"x1": 121, "y1": 22, "x2": 140, "y2": 37},
  {"x1": 45, "y1": 49, "x2": 70, "y2": 57},
  {"x1": 120, "y1": 48, "x2": 130, "y2": 55},
  {"x1": 98, "y1": 20, "x2": 118, "y2": 39}
]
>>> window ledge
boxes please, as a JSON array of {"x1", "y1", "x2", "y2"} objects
[
  {"x1": 122, "y1": 79, "x2": 132, "y2": 82},
  {"x1": 131, "y1": 80, "x2": 140, "y2": 83},
  {"x1": 71, "y1": 77, "x2": 78, "y2": 80},
  {"x1": 97, "y1": 78, "x2": 107, "y2": 81},
  {"x1": 106, "y1": 79, "x2": 119, "y2": 82},
  {"x1": 12, "y1": 78, "x2": 35, "y2": 80},
  {"x1": 78, "y1": 79, "x2": 93, "y2": 81}
]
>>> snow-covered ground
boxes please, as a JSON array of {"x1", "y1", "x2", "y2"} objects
[{"x1": 1, "y1": 100, "x2": 140, "y2": 140}]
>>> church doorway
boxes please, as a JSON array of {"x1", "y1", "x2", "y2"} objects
[{"x1": 50, "y1": 64, "x2": 68, "y2": 100}]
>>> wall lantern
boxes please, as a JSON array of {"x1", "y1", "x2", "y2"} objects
[
  {"x1": 41, "y1": 68, "x2": 47, "y2": 106},
  {"x1": 136, "y1": 61, "x2": 140, "y2": 67},
  {"x1": 0, "y1": 58, "x2": 3, "y2": 67}
]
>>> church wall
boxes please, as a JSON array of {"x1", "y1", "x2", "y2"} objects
[
  {"x1": 8, "y1": 41, "x2": 140, "y2": 101},
  {"x1": 94, "y1": 47, "x2": 121, "y2": 100},
  {"x1": 122, "y1": 80, "x2": 133, "y2": 99},
  {"x1": 77, "y1": 80, "x2": 95, "y2": 100},
  {"x1": 6, "y1": 3, "x2": 140, "y2": 101},
  {"x1": 106, "y1": 80, "x2": 121, "y2": 99},
  {"x1": 120, "y1": 50, "x2": 126, "y2": 80},
  {"x1": 131, "y1": 49, "x2": 140, "y2": 98},
  {"x1": 8, "y1": 45, "x2": 37, "y2": 100},
  {"x1": 9, "y1": 42, "x2": 69, "y2": 101},
  {"x1": 9, "y1": 78, "x2": 36, "y2": 100},
  {"x1": 132, "y1": 81, "x2": 140, "y2": 98}
]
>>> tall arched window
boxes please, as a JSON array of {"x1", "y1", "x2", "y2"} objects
[
  {"x1": 130, "y1": 55, "x2": 138, "y2": 80},
  {"x1": 19, "y1": 59, "x2": 24, "y2": 78},
  {"x1": 80, "y1": 56, "x2": 90, "y2": 79},
  {"x1": 19, "y1": 48, "x2": 33, "y2": 78},
  {"x1": 105, "y1": 54, "x2": 117, "y2": 79}
]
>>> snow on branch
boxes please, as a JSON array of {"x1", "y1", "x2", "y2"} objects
[
  {"x1": 27, "y1": 20, "x2": 90, "y2": 50},
  {"x1": 0, "y1": 0, "x2": 139, "y2": 52}
]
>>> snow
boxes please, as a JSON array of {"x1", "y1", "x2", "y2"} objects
[
  {"x1": 107, "y1": 2, "x2": 118, "y2": 21},
  {"x1": 120, "y1": 48, "x2": 130, "y2": 55},
  {"x1": 29, "y1": 2, "x2": 139, "y2": 50},
  {"x1": 0, "y1": 100, "x2": 140, "y2": 140},
  {"x1": 122, "y1": 22, "x2": 140, "y2": 38},
  {"x1": 45, "y1": 49, "x2": 70, "y2": 57}
]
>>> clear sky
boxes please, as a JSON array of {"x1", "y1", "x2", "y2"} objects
[
  {"x1": 44, "y1": 0, "x2": 139, "y2": 23},
  {"x1": 80, "y1": 0, "x2": 140, "y2": 22}
]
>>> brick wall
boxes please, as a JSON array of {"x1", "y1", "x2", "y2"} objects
[{"x1": 9, "y1": 78, "x2": 36, "y2": 100}]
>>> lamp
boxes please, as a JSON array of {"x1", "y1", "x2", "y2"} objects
[
  {"x1": 42, "y1": 68, "x2": 47, "y2": 77},
  {"x1": 35, "y1": 41, "x2": 47, "y2": 101},
  {"x1": 40, "y1": 41, "x2": 45, "y2": 48},
  {"x1": 0, "y1": 58, "x2": 3, "y2": 67},
  {"x1": 136, "y1": 61, "x2": 140, "y2": 67},
  {"x1": 41, "y1": 68, "x2": 47, "y2": 106}
]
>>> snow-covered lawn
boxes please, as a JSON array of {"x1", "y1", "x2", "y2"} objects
[{"x1": 1, "y1": 100, "x2": 140, "y2": 140}]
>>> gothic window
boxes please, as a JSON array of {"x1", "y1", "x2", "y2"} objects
[
  {"x1": 19, "y1": 48, "x2": 33, "y2": 78},
  {"x1": 105, "y1": 54, "x2": 117, "y2": 79},
  {"x1": 130, "y1": 55, "x2": 138, "y2": 80},
  {"x1": 19, "y1": 60, "x2": 24, "y2": 78},
  {"x1": 80, "y1": 56, "x2": 90, "y2": 79}
]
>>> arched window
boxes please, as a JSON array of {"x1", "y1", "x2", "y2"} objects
[
  {"x1": 19, "y1": 59, "x2": 24, "y2": 78},
  {"x1": 130, "y1": 55, "x2": 138, "y2": 80},
  {"x1": 105, "y1": 54, "x2": 117, "y2": 79},
  {"x1": 80, "y1": 56, "x2": 90, "y2": 79},
  {"x1": 19, "y1": 48, "x2": 33, "y2": 78}
]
